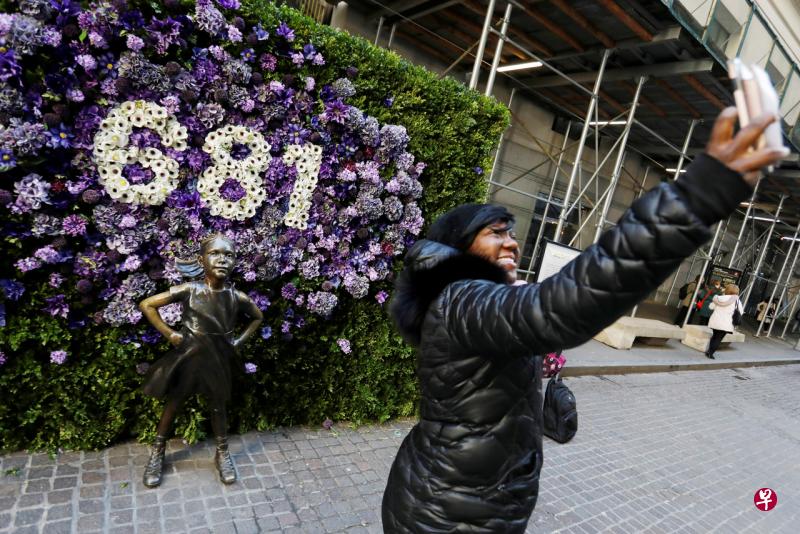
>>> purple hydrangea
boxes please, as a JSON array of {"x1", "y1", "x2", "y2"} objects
[
  {"x1": 50, "y1": 350, "x2": 68, "y2": 365},
  {"x1": 276, "y1": 22, "x2": 294, "y2": 42},
  {"x1": 219, "y1": 178, "x2": 247, "y2": 202},
  {"x1": 244, "y1": 362, "x2": 257, "y2": 374},
  {"x1": 337, "y1": 338, "x2": 351, "y2": 354},
  {"x1": 0, "y1": 351, "x2": 6, "y2": 366},
  {"x1": 260, "y1": 326, "x2": 272, "y2": 339},
  {"x1": 1, "y1": 279, "x2": 25, "y2": 301},
  {"x1": 62, "y1": 214, "x2": 88, "y2": 236},
  {"x1": 43, "y1": 294, "x2": 69, "y2": 318},
  {"x1": 375, "y1": 291, "x2": 388, "y2": 304},
  {"x1": 306, "y1": 291, "x2": 338, "y2": 316}
]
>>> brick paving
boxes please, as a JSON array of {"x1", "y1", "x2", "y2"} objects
[{"x1": 2, "y1": 365, "x2": 799, "y2": 533}]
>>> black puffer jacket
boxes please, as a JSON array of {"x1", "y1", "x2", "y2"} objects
[{"x1": 382, "y1": 154, "x2": 751, "y2": 533}]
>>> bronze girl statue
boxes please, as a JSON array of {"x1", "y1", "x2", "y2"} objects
[{"x1": 139, "y1": 234, "x2": 263, "y2": 487}]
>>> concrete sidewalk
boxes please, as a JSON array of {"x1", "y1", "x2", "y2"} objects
[{"x1": 2, "y1": 303, "x2": 800, "y2": 533}]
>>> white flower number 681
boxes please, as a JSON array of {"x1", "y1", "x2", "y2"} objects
[{"x1": 93, "y1": 100, "x2": 323, "y2": 225}]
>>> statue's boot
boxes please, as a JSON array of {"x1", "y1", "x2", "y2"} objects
[
  {"x1": 143, "y1": 435, "x2": 167, "y2": 488},
  {"x1": 215, "y1": 436, "x2": 237, "y2": 485}
]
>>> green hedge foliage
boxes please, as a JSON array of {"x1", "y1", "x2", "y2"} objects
[{"x1": 0, "y1": 1, "x2": 509, "y2": 452}]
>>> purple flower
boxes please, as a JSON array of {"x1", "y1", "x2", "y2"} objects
[
  {"x1": 375, "y1": 291, "x2": 388, "y2": 304},
  {"x1": 43, "y1": 295, "x2": 68, "y2": 318},
  {"x1": 49, "y1": 273, "x2": 65, "y2": 288},
  {"x1": 244, "y1": 362, "x2": 257, "y2": 374},
  {"x1": 473, "y1": 166, "x2": 484, "y2": 175},
  {"x1": 62, "y1": 214, "x2": 87, "y2": 236},
  {"x1": 240, "y1": 48, "x2": 255, "y2": 62},
  {"x1": 281, "y1": 283, "x2": 297, "y2": 300},
  {"x1": 260, "y1": 326, "x2": 272, "y2": 339},
  {"x1": 126, "y1": 34, "x2": 145, "y2": 51},
  {"x1": 227, "y1": 24, "x2": 242, "y2": 42},
  {"x1": 306, "y1": 291, "x2": 338, "y2": 316},
  {"x1": 50, "y1": 350, "x2": 68, "y2": 365},
  {"x1": 0, "y1": 149, "x2": 16, "y2": 170},
  {"x1": 276, "y1": 22, "x2": 294, "y2": 42},
  {"x1": 290, "y1": 52, "x2": 304, "y2": 66},
  {"x1": 260, "y1": 53, "x2": 277, "y2": 72},
  {"x1": 384, "y1": 95, "x2": 395, "y2": 107},
  {"x1": 248, "y1": 291, "x2": 271, "y2": 311},
  {"x1": 252, "y1": 23, "x2": 269, "y2": 40},
  {"x1": 312, "y1": 53, "x2": 325, "y2": 66},
  {"x1": 0, "y1": 351, "x2": 6, "y2": 366},
  {"x1": 0, "y1": 49, "x2": 22, "y2": 81},
  {"x1": 15, "y1": 257, "x2": 41, "y2": 272},
  {"x1": 337, "y1": 338, "x2": 352, "y2": 354},
  {"x1": 322, "y1": 418, "x2": 333, "y2": 430},
  {"x1": 217, "y1": 0, "x2": 241, "y2": 8},
  {"x1": 66, "y1": 88, "x2": 84, "y2": 102},
  {"x1": 1, "y1": 279, "x2": 25, "y2": 301},
  {"x1": 34, "y1": 245, "x2": 61, "y2": 263},
  {"x1": 76, "y1": 279, "x2": 93, "y2": 294},
  {"x1": 47, "y1": 124, "x2": 72, "y2": 149},
  {"x1": 219, "y1": 178, "x2": 247, "y2": 202},
  {"x1": 75, "y1": 54, "x2": 97, "y2": 71}
]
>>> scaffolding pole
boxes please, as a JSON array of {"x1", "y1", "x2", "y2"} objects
[
  {"x1": 781, "y1": 292, "x2": 800, "y2": 339},
  {"x1": 593, "y1": 76, "x2": 646, "y2": 243},
  {"x1": 672, "y1": 119, "x2": 697, "y2": 180},
  {"x1": 486, "y1": 88, "x2": 516, "y2": 201},
  {"x1": 664, "y1": 118, "x2": 702, "y2": 304},
  {"x1": 767, "y1": 245, "x2": 800, "y2": 338},
  {"x1": 526, "y1": 120, "x2": 572, "y2": 280},
  {"x1": 757, "y1": 221, "x2": 800, "y2": 336},
  {"x1": 485, "y1": 2, "x2": 513, "y2": 96},
  {"x1": 469, "y1": 0, "x2": 497, "y2": 90},
  {"x1": 683, "y1": 222, "x2": 725, "y2": 328},
  {"x1": 729, "y1": 178, "x2": 761, "y2": 267},
  {"x1": 768, "y1": 237, "x2": 800, "y2": 337},
  {"x1": 374, "y1": 16, "x2": 384, "y2": 45},
  {"x1": 553, "y1": 48, "x2": 611, "y2": 242},
  {"x1": 741, "y1": 195, "x2": 786, "y2": 308}
]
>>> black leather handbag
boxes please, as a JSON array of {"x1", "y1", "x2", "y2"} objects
[{"x1": 543, "y1": 374, "x2": 577, "y2": 443}]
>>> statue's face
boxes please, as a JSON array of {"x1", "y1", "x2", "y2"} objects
[
  {"x1": 467, "y1": 220, "x2": 520, "y2": 283},
  {"x1": 200, "y1": 237, "x2": 235, "y2": 281}
]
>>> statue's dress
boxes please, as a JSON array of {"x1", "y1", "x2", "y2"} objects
[{"x1": 143, "y1": 282, "x2": 244, "y2": 404}]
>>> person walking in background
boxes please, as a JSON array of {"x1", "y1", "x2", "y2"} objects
[
  {"x1": 380, "y1": 108, "x2": 787, "y2": 533},
  {"x1": 756, "y1": 299, "x2": 776, "y2": 325},
  {"x1": 674, "y1": 275, "x2": 703, "y2": 325},
  {"x1": 706, "y1": 284, "x2": 744, "y2": 359},
  {"x1": 695, "y1": 277, "x2": 723, "y2": 326}
]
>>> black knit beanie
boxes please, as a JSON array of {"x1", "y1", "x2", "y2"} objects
[{"x1": 426, "y1": 203, "x2": 515, "y2": 252}]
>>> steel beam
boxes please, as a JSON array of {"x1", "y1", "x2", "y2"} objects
[
  {"x1": 757, "y1": 221, "x2": 800, "y2": 336},
  {"x1": 729, "y1": 179, "x2": 761, "y2": 267},
  {"x1": 673, "y1": 119, "x2": 697, "y2": 180},
  {"x1": 741, "y1": 195, "x2": 786, "y2": 308},
  {"x1": 683, "y1": 222, "x2": 725, "y2": 328},
  {"x1": 485, "y1": 2, "x2": 513, "y2": 96},
  {"x1": 487, "y1": 88, "x2": 516, "y2": 198},
  {"x1": 553, "y1": 49, "x2": 610, "y2": 242},
  {"x1": 523, "y1": 60, "x2": 715, "y2": 89},
  {"x1": 594, "y1": 75, "x2": 645, "y2": 243},
  {"x1": 470, "y1": 0, "x2": 497, "y2": 90},
  {"x1": 551, "y1": 0, "x2": 614, "y2": 48},
  {"x1": 767, "y1": 234, "x2": 800, "y2": 337},
  {"x1": 526, "y1": 121, "x2": 573, "y2": 281}
]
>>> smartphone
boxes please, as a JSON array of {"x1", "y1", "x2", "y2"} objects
[{"x1": 727, "y1": 58, "x2": 787, "y2": 154}]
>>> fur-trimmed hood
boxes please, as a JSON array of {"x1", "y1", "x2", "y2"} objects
[{"x1": 388, "y1": 239, "x2": 508, "y2": 347}]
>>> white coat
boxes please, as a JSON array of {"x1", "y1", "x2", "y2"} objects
[{"x1": 708, "y1": 295, "x2": 743, "y2": 333}]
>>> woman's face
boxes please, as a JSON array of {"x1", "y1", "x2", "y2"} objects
[{"x1": 467, "y1": 220, "x2": 520, "y2": 283}]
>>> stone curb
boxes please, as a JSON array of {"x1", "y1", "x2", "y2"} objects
[{"x1": 562, "y1": 358, "x2": 800, "y2": 376}]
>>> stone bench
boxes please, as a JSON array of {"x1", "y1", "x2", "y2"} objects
[
  {"x1": 681, "y1": 325, "x2": 746, "y2": 352},
  {"x1": 594, "y1": 317, "x2": 686, "y2": 350}
]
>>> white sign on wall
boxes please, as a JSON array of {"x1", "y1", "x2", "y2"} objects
[{"x1": 535, "y1": 240, "x2": 582, "y2": 283}]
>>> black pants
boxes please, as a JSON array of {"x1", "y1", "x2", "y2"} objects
[
  {"x1": 707, "y1": 329, "x2": 728, "y2": 356},
  {"x1": 673, "y1": 306, "x2": 691, "y2": 325}
]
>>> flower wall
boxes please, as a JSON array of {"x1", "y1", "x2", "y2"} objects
[{"x1": 0, "y1": 0, "x2": 508, "y2": 451}]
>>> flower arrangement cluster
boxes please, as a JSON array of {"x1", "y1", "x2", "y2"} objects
[{"x1": 0, "y1": 0, "x2": 426, "y2": 366}]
